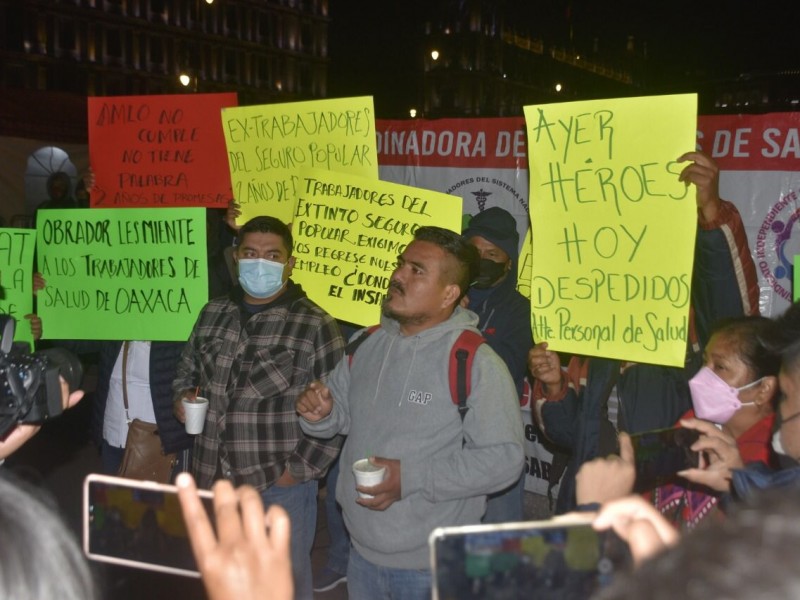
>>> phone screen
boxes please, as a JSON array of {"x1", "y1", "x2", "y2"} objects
[
  {"x1": 629, "y1": 426, "x2": 700, "y2": 491},
  {"x1": 430, "y1": 519, "x2": 631, "y2": 600},
  {"x1": 83, "y1": 474, "x2": 214, "y2": 578}
]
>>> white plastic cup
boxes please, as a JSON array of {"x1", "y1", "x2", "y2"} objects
[
  {"x1": 182, "y1": 396, "x2": 209, "y2": 435},
  {"x1": 352, "y1": 458, "x2": 386, "y2": 499}
]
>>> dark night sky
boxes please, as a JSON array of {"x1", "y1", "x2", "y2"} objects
[{"x1": 326, "y1": 0, "x2": 800, "y2": 117}]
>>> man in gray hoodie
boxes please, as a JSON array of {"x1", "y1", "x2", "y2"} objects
[{"x1": 298, "y1": 226, "x2": 525, "y2": 599}]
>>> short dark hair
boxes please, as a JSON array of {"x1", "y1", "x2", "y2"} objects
[
  {"x1": 762, "y1": 300, "x2": 800, "y2": 374},
  {"x1": 709, "y1": 316, "x2": 780, "y2": 379},
  {"x1": 238, "y1": 216, "x2": 293, "y2": 255},
  {"x1": 413, "y1": 226, "x2": 479, "y2": 295}
]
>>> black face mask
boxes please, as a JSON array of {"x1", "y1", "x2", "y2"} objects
[{"x1": 473, "y1": 259, "x2": 507, "y2": 289}]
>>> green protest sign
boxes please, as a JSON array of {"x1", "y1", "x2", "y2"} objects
[
  {"x1": 36, "y1": 208, "x2": 208, "y2": 340},
  {"x1": 0, "y1": 229, "x2": 35, "y2": 350}
]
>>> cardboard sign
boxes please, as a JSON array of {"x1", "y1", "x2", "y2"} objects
[
  {"x1": 88, "y1": 93, "x2": 238, "y2": 208},
  {"x1": 222, "y1": 97, "x2": 378, "y2": 225},
  {"x1": 0, "y1": 229, "x2": 35, "y2": 349},
  {"x1": 524, "y1": 94, "x2": 697, "y2": 367},
  {"x1": 291, "y1": 168, "x2": 462, "y2": 325},
  {"x1": 36, "y1": 208, "x2": 208, "y2": 341}
]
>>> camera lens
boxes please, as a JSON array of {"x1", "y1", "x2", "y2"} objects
[{"x1": 37, "y1": 348, "x2": 83, "y2": 391}]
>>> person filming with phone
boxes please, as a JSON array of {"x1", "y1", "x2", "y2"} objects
[{"x1": 576, "y1": 316, "x2": 779, "y2": 529}]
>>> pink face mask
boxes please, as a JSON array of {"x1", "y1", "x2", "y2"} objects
[{"x1": 689, "y1": 366, "x2": 761, "y2": 424}]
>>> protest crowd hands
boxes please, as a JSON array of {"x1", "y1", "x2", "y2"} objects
[
  {"x1": 24, "y1": 314, "x2": 42, "y2": 341},
  {"x1": 176, "y1": 473, "x2": 293, "y2": 600},
  {"x1": 0, "y1": 377, "x2": 84, "y2": 460},
  {"x1": 576, "y1": 432, "x2": 636, "y2": 505},
  {"x1": 172, "y1": 388, "x2": 197, "y2": 423},
  {"x1": 296, "y1": 381, "x2": 334, "y2": 422},
  {"x1": 593, "y1": 494, "x2": 679, "y2": 566},
  {"x1": 224, "y1": 200, "x2": 242, "y2": 233},
  {"x1": 32, "y1": 272, "x2": 46, "y2": 294},
  {"x1": 355, "y1": 457, "x2": 402, "y2": 511},
  {"x1": 676, "y1": 417, "x2": 744, "y2": 492},
  {"x1": 677, "y1": 150, "x2": 721, "y2": 225},
  {"x1": 528, "y1": 342, "x2": 563, "y2": 392}
]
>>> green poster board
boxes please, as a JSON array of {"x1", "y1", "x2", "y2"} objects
[
  {"x1": 0, "y1": 228, "x2": 36, "y2": 350},
  {"x1": 36, "y1": 208, "x2": 208, "y2": 340}
]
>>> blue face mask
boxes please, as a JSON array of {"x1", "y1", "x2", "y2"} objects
[{"x1": 237, "y1": 258, "x2": 286, "y2": 299}]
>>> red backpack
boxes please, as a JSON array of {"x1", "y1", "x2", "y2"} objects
[{"x1": 345, "y1": 325, "x2": 485, "y2": 421}]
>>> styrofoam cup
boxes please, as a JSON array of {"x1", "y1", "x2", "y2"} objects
[
  {"x1": 182, "y1": 396, "x2": 209, "y2": 435},
  {"x1": 352, "y1": 458, "x2": 386, "y2": 499}
]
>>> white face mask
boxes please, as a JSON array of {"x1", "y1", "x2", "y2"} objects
[
  {"x1": 238, "y1": 258, "x2": 286, "y2": 299},
  {"x1": 772, "y1": 410, "x2": 800, "y2": 456},
  {"x1": 772, "y1": 430, "x2": 787, "y2": 456}
]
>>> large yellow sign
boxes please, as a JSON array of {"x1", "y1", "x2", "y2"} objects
[
  {"x1": 524, "y1": 94, "x2": 697, "y2": 367},
  {"x1": 291, "y1": 168, "x2": 463, "y2": 325},
  {"x1": 222, "y1": 97, "x2": 378, "y2": 225}
]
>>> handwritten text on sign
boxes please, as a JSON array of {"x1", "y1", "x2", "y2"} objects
[
  {"x1": 0, "y1": 229, "x2": 35, "y2": 349},
  {"x1": 222, "y1": 97, "x2": 378, "y2": 225},
  {"x1": 36, "y1": 208, "x2": 208, "y2": 341},
  {"x1": 291, "y1": 168, "x2": 462, "y2": 325},
  {"x1": 88, "y1": 93, "x2": 238, "y2": 208},
  {"x1": 524, "y1": 94, "x2": 697, "y2": 367}
]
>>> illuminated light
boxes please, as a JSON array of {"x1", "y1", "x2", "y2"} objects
[
  {"x1": 179, "y1": 73, "x2": 191, "y2": 86},
  {"x1": 205, "y1": 0, "x2": 214, "y2": 4},
  {"x1": 431, "y1": 50, "x2": 440, "y2": 61},
  {"x1": 409, "y1": 108, "x2": 417, "y2": 118},
  {"x1": 555, "y1": 83, "x2": 562, "y2": 92}
]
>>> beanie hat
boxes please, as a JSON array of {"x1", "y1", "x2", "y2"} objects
[{"x1": 462, "y1": 206, "x2": 520, "y2": 260}]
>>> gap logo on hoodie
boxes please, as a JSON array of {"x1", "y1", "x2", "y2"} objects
[{"x1": 408, "y1": 389, "x2": 433, "y2": 406}]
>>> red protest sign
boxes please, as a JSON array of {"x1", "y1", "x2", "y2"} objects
[{"x1": 88, "y1": 92, "x2": 237, "y2": 208}]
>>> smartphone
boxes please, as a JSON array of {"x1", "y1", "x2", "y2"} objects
[
  {"x1": 83, "y1": 473, "x2": 214, "y2": 578},
  {"x1": 429, "y1": 514, "x2": 632, "y2": 600},
  {"x1": 628, "y1": 426, "x2": 701, "y2": 491}
]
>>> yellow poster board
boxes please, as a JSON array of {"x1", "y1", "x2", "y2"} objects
[
  {"x1": 291, "y1": 168, "x2": 463, "y2": 325},
  {"x1": 222, "y1": 97, "x2": 378, "y2": 225},
  {"x1": 524, "y1": 94, "x2": 697, "y2": 367}
]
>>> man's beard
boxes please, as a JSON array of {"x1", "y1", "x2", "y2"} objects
[{"x1": 381, "y1": 281, "x2": 427, "y2": 327}]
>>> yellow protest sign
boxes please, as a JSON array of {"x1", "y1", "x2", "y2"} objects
[
  {"x1": 524, "y1": 94, "x2": 697, "y2": 367},
  {"x1": 291, "y1": 168, "x2": 463, "y2": 325},
  {"x1": 517, "y1": 225, "x2": 533, "y2": 299},
  {"x1": 222, "y1": 97, "x2": 378, "y2": 225}
]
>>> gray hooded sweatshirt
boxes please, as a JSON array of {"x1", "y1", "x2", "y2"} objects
[{"x1": 300, "y1": 306, "x2": 525, "y2": 569}]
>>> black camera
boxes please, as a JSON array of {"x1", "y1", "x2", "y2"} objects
[{"x1": 0, "y1": 316, "x2": 83, "y2": 439}]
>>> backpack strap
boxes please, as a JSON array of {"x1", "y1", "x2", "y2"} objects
[
  {"x1": 346, "y1": 324, "x2": 381, "y2": 367},
  {"x1": 449, "y1": 330, "x2": 486, "y2": 422}
]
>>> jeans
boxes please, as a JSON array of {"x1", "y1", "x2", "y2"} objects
[
  {"x1": 347, "y1": 545, "x2": 431, "y2": 600},
  {"x1": 260, "y1": 479, "x2": 318, "y2": 600},
  {"x1": 482, "y1": 471, "x2": 525, "y2": 523},
  {"x1": 324, "y1": 456, "x2": 351, "y2": 574}
]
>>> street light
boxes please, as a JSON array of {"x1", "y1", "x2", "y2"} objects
[
  {"x1": 555, "y1": 83, "x2": 563, "y2": 92},
  {"x1": 431, "y1": 50, "x2": 440, "y2": 61}
]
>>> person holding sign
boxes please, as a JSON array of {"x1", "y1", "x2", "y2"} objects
[
  {"x1": 297, "y1": 226, "x2": 524, "y2": 600},
  {"x1": 172, "y1": 215, "x2": 345, "y2": 600},
  {"x1": 529, "y1": 151, "x2": 760, "y2": 514},
  {"x1": 462, "y1": 206, "x2": 531, "y2": 523}
]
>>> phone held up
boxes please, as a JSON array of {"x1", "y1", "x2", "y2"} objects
[
  {"x1": 628, "y1": 426, "x2": 701, "y2": 492},
  {"x1": 83, "y1": 473, "x2": 214, "y2": 578}
]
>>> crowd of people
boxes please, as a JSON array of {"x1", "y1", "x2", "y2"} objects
[{"x1": 2, "y1": 148, "x2": 800, "y2": 600}]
